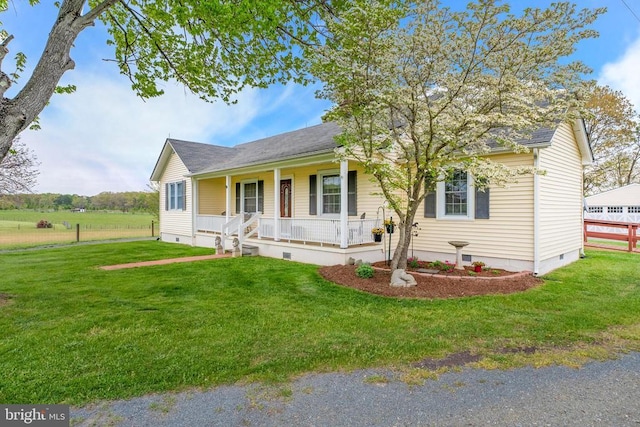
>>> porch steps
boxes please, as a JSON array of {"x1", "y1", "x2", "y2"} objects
[{"x1": 242, "y1": 244, "x2": 259, "y2": 257}]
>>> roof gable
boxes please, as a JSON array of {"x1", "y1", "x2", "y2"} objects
[
  {"x1": 149, "y1": 138, "x2": 234, "y2": 181},
  {"x1": 169, "y1": 139, "x2": 235, "y2": 174}
]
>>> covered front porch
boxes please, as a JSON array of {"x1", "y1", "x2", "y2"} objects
[
  {"x1": 192, "y1": 158, "x2": 386, "y2": 251},
  {"x1": 193, "y1": 219, "x2": 385, "y2": 265},
  {"x1": 196, "y1": 214, "x2": 380, "y2": 247}
]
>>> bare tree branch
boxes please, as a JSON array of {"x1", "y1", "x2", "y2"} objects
[{"x1": 0, "y1": 138, "x2": 40, "y2": 194}]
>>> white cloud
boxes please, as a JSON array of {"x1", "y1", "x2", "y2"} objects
[
  {"x1": 599, "y1": 34, "x2": 640, "y2": 112},
  {"x1": 17, "y1": 71, "x2": 328, "y2": 196},
  {"x1": 5, "y1": 0, "x2": 334, "y2": 197}
]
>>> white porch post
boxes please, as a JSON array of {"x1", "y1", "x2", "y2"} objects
[
  {"x1": 274, "y1": 167, "x2": 281, "y2": 241},
  {"x1": 225, "y1": 175, "x2": 231, "y2": 223},
  {"x1": 191, "y1": 178, "x2": 197, "y2": 245},
  {"x1": 533, "y1": 149, "x2": 540, "y2": 275},
  {"x1": 340, "y1": 159, "x2": 349, "y2": 248}
]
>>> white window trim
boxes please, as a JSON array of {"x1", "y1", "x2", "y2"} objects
[
  {"x1": 241, "y1": 179, "x2": 259, "y2": 214},
  {"x1": 167, "y1": 181, "x2": 185, "y2": 211},
  {"x1": 436, "y1": 171, "x2": 475, "y2": 220},
  {"x1": 317, "y1": 169, "x2": 341, "y2": 217}
]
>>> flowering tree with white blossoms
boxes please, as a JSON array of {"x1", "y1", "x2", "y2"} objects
[{"x1": 310, "y1": 0, "x2": 603, "y2": 277}]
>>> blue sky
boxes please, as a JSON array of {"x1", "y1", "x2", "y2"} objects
[{"x1": 2, "y1": 1, "x2": 640, "y2": 196}]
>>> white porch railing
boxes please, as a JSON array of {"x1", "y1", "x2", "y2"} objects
[
  {"x1": 259, "y1": 217, "x2": 379, "y2": 246},
  {"x1": 221, "y1": 214, "x2": 242, "y2": 237},
  {"x1": 196, "y1": 215, "x2": 380, "y2": 246},
  {"x1": 239, "y1": 213, "x2": 261, "y2": 243},
  {"x1": 221, "y1": 213, "x2": 261, "y2": 244},
  {"x1": 196, "y1": 215, "x2": 227, "y2": 233}
]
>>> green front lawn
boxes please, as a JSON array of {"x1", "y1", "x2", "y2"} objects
[{"x1": 0, "y1": 242, "x2": 639, "y2": 404}]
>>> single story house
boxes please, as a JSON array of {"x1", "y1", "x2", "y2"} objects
[{"x1": 150, "y1": 119, "x2": 592, "y2": 275}]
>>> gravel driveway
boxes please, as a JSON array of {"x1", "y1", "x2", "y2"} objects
[{"x1": 73, "y1": 352, "x2": 640, "y2": 426}]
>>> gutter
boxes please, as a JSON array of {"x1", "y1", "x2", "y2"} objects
[
  {"x1": 185, "y1": 149, "x2": 337, "y2": 178},
  {"x1": 486, "y1": 141, "x2": 552, "y2": 155},
  {"x1": 533, "y1": 148, "x2": 540, "y2": 276}
]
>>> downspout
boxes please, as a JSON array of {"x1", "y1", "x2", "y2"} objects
[{"x1": 533, "y1": 148, "x2": 540, "y2": 276}]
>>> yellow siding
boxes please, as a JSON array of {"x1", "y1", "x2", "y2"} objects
[
  {"x1": 198, "y1": 177, "x2": 226, "y2": 215},
  {"x1": 159, "y1": 152, "x2": 192, "y2": 236},
  {"x1": 412, "y1": 153, "x2": 535, "y2": 260},
  {"x1": 195, "y1": 162, "x2": 386, "y2": 221},
  {"x1": 538, "y1": 122, "x2": 584, "y2": 258},
  {"x1": 353, "y1": 163, "x2": 388, "y2": 221}
]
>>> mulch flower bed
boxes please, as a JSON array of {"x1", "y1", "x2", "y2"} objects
[{"x1": 318, "y1": 264, "x2": 543, "y2": 299}]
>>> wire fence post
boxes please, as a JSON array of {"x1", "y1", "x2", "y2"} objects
[
  {"x1": 76, "y1": 223, "x2": 80, "y2": 242},
  {"x1": 151, "y1": 220, "x2": 155, "y2": 237}
]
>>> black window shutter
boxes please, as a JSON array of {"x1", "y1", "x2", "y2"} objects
[
  {"x1": 475, "y1": 187, "x2": 490, "y2": 219},
  {"x1": 424, "y1": 192, "x2": 436, "y2": 218},
  {"x1": 309, "y1": 175, "x2": 317, "y2": 215},
  {"x1": 165, "y1": 183, "x2": 169, "y2": 211},
  {"x1": 348, "y1": 170, "x2": 357, "y2": 216},
  {"x1": 181, "y1": 180, "x2": 187, "y2": 211},
  {"x1": 235, "y1": 182, "x2": 241, "y2": 214},
  {"x1": 258, "y1": 180, "x2": 264, "y2": 213}
]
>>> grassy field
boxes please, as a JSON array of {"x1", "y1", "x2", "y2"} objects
[
  {"x1": 0, "y1": 209, "x2": 154, "y2": 224},
  {"x1": 0, "y1": 242, "x2": 638, "y2": 405},
  {"x1": 0, "y1": 210, "x2": 155, "y2": 249}
]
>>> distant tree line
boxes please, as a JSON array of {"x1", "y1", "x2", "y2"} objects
[{"x1": 0, "y1": 190, "x2": 159, "y2": 215}]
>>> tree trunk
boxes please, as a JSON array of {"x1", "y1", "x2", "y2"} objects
[
  {"x1": 0, "y1": 0, "x2": 109, "y2": 162},
  {"x1": 390, "y1": 221, "x2": 411, "y2": 270},
  {"x1": 387, "y1": 175, "x2": 425, "y2": 276},
  {"x1": 390, "y1": 203, "x2": 420, "y2": 272}
]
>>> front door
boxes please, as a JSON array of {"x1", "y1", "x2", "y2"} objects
[{"x1": 280, "y1": 179, "x2": 292, "y2": 218}]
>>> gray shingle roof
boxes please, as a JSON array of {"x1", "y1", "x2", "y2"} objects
[
  {"x1": 167, "y1": 139, "x2": 235, "y2": 174},
  {"x1": 518, "y1": 127, "x2": 556, "y2": 145},
  {"x1": 169, "y1": 122, "x2": 341, "y2": 175},
  {"x1": 487, "y1": 126, "x2": 556, "y2": 149},
  {"x1": 165, "y1": 121, "x2": 559, "y2": 177}
]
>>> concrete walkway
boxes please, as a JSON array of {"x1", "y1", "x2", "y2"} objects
[{"x1": 99, "y1": 253, "x2": 231, "y2": 270}]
